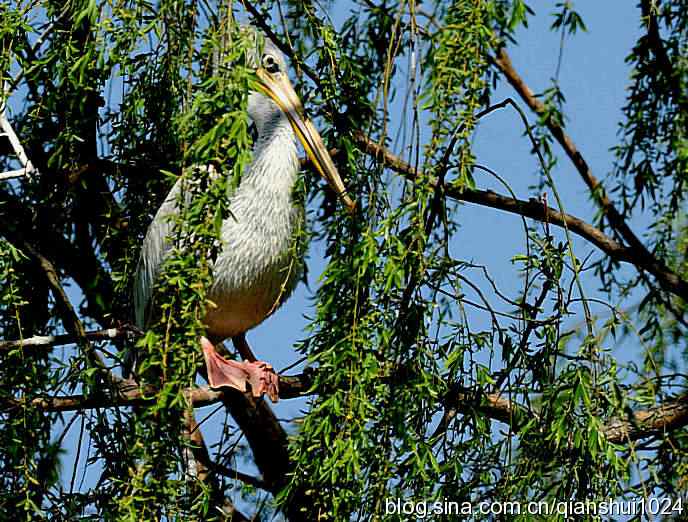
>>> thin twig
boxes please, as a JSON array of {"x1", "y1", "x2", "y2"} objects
[{"x1": 0, "y1": 327, "x2": 136, "y2": 352}]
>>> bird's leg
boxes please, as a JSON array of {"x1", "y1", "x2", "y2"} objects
[
  {"x1": 232, "y1": 333, "x2": 257, "y2": 362},
  {"x1": 201, "y1": 337, "x2": 279, "y2": 403}
]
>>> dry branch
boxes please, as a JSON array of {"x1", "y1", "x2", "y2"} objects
[
  {"x1": 8, "y1": 370, "x2": 688, "y2": 445},
  {"x1": 491, "y1": 48, "x2": 688, "y2": 298},
  {"x1": 0, "y1": 327, "x2": 131, "y2": 352},
  {"x1": 0, "y1": 101, "x2": 38, "y2": 180}
]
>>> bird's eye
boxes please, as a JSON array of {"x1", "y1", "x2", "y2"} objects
[{"x1": 262, "y1": 54, "x2": 280, "y2": 74}]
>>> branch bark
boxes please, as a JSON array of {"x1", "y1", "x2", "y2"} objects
[
  {"x1": 442, "y1": 387, "x2": 688, "y2": 445},
  {"x1": 351, "y1": 131, "x2": 688, "y2": 300},
  {"x1": 9, "y1": 372, "x2": 688, "y2": 445},
  {"x1": 604, "y1": 396, "x2": 688, "y2": 444},
  {"x1": 491, "y1": 48, "x2": 688, "y2": 299}
]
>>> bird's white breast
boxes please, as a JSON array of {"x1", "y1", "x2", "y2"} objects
[
  {"x1": 134, "y1": 106, "x2": 304, "y2": 340},
  {"x1": 204, "y1": 117, "x2": 303, "y2": 339}
]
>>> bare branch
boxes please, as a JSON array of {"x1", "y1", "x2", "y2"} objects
[
  {"x1": 351, "y1": 131, "x2": 688, "y2": 300},
  {"x1": 491, "y1": 48, "x2": 688, "y2": 299},
  {"x1": 0, "y1": 102, "x2": 39, "y2": 180},
  {"x1": 7, "y1": 384, "x2": 224, "y2": 412},
  {"x1": 0, "y1": 327, "x2": 134, "y2": 352}
]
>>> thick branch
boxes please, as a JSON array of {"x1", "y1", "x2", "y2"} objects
[
  {"x1": 445, "y1": 386, "x2": 531, "y2": 430},
  {"x1": 444, "y1": 387, "x2": 688, "y2": 444},
  {"x1": 604, "y1": 396, "x2": 688, "y2": 444},
  {"x1": 491, "y1": 48, "x2": 688, "y2": 298},
  {"x1": 352, "y1": 131, "x2": 688, "y2": 299},
  {"x1": 4, "y1": 374, "x2": 312, "y2": 413},
  {"x1": 12, "y1": 372, "x2": 688, "y2": 444},
  {"x1": 202, "y1": 340, "x2": 308, "y2": 514}
]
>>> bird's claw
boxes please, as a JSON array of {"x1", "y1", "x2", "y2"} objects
[{"x1": 201, "y1": 337, "x2": 279, "y2": 403}]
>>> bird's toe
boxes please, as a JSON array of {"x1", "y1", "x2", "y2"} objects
[
  {"x1": 201, "y1": 337, "x2": 279, "y2": 402},
  {"x1": 245, "y1": 361, "x2": 280, "y2": 403}
]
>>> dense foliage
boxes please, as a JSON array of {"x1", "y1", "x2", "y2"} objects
[{"x1": 0, "y1": 0, "x2": 687, "y2": 520}]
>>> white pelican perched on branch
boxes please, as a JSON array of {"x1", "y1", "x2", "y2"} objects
[{"x1": 133, "y1": 33, "x2": 354, "y2": 402}]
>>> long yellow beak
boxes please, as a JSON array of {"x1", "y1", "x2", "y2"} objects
[{"x1": 256, "y1": 68, "x2": 355, "y2": 211}]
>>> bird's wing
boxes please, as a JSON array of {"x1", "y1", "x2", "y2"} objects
[
  {"x1": 133, "y1": 165, "x2": 223, "y2": 329},
  {"x1": 133, "y1": 176, "x2": 185, "y2": 328}
]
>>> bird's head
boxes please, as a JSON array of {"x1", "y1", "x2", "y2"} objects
[{"x1": 246, "y1": 32, "x2": 355, "y2": 211}]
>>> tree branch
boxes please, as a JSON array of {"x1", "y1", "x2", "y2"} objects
[
  {"x1": 0, "y1": 100, "x2": 39, "y2": 180},
  {"x1": 13, "y1": 239, "x2": 116, "y2": 381},
  {"x1": 0, "y1": 193, "x2": 117, "y2": 327},
  {"x1": 0, "y1": 327, "x2": 135, "y2": 352},
  {"x1": 604, "y1": 396, "x2": 688, "y2": 444},
  {"x1": 446, "y1": 387, "x2": 688, "y2": 444},
  {"x1": 3, "y1": 373, "x2": 313, "y2": 413},
  {"x1": 10, "y1": 371, "x2": 688, "y2": 444},
  {"x1": 351, "y1": 131, "x2": 688, "y2": 299},
  {"x1": 182, "y1": 410, "x2": 253, "y2": 521},
  {"x1": 491, "y1": 48, "x2": 688, "y2": 299},
  {"x1": 352, "y1": 132, "x2": 630, "y2": 261}
]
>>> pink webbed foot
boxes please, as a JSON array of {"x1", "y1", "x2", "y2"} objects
[{"x1": 201, "y1": 337, "x2": 279, "y2": 403}]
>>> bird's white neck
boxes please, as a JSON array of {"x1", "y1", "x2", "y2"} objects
[{"x1": 240, "y1": 112, "x2": 299, "y2": 199}]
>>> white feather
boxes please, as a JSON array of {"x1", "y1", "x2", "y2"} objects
[{"x1": 134, "y1": 95, "x2": 303, "y2": 340}]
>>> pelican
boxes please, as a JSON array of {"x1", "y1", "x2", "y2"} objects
[{"x1": 133, "y1": 32, "x2": 354, "y2": 402}]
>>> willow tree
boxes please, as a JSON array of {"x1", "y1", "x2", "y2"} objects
[{"x1": 1, "y1": 0, "x2": 687, "y2": 520}]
